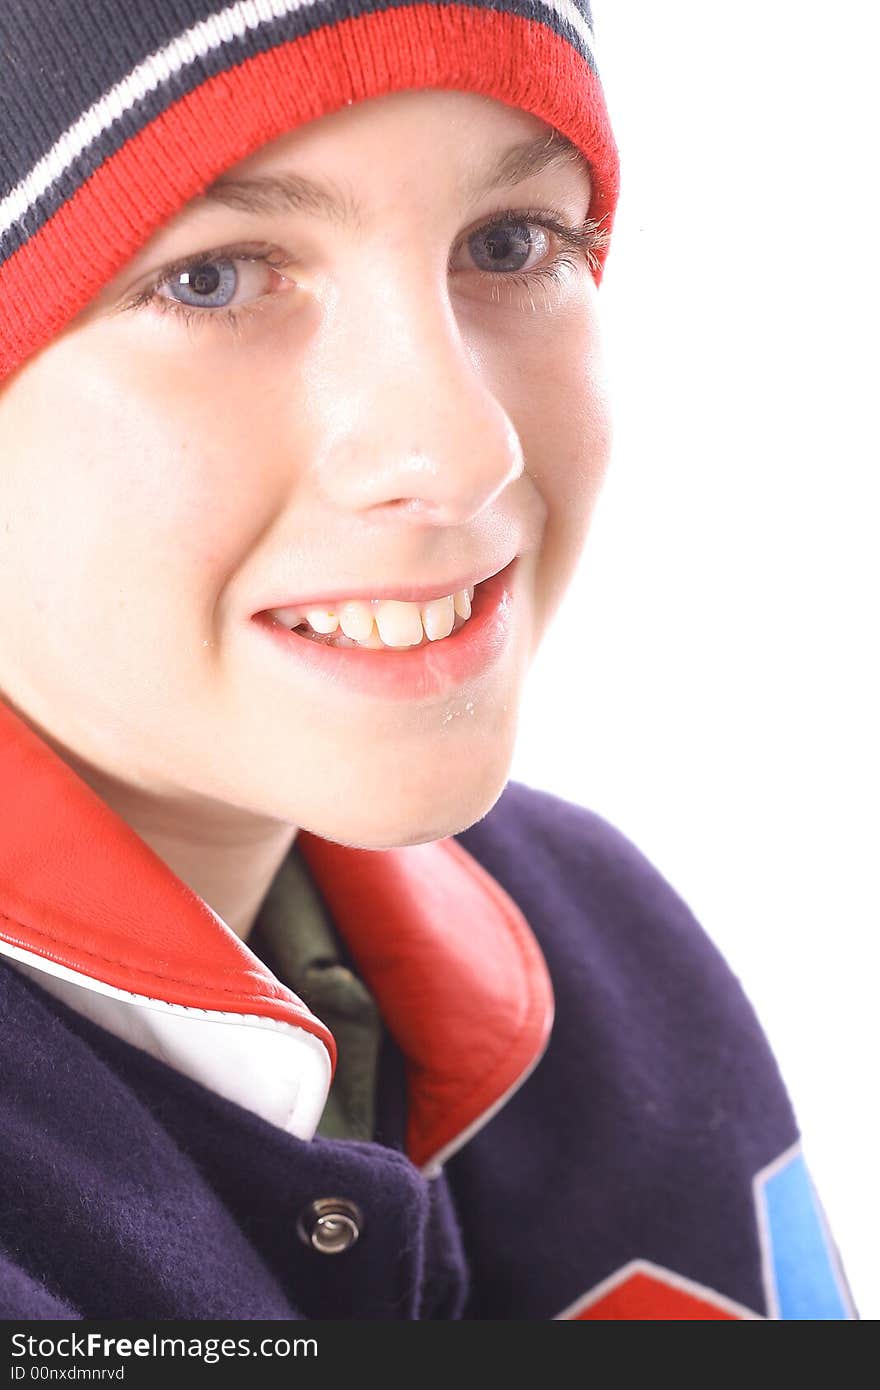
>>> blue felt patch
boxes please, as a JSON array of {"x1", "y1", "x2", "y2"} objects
[{"x1": 758, "y1": 1148, "x2": 853, "y2": 1319}]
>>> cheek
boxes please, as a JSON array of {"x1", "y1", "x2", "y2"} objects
[
  {"x1": 530, "y1": 379, "x2": 611, "y2": 634},
  {"x1": 502, "y1": 300, "x2": 612, "y2": 625},
  {"x1": 0, "y1": 337, "x2": 275, "y2": 627}
]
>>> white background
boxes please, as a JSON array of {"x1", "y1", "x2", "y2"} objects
[{"x1": 510, "y1": 0, "x2": 878, "y2": 1317}]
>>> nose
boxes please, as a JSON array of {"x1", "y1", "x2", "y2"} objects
[{"x1": 308, "y1": 268, "x2": 525, "y2": 527}]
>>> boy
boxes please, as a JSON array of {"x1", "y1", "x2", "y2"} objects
[{"x1": 0, "y1": 0, "x2": 855, "y2": 1318}]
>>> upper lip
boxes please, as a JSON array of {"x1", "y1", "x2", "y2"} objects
[{"x1": 256, "y1": 555, "x2": 517, "y2": 613}]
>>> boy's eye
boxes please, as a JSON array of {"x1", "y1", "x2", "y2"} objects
[
  {"x1": 460, "y1": 218, "x2": 553, "y2": 275},
  {"x1": 152, "y1": 250, "x2": 294, "y2": 318}
]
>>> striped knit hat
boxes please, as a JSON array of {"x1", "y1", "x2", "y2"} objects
[{"x1": 0, "y1": 1, "x2": 619, "y2": 386}]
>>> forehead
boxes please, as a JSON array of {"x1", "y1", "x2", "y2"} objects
[{"x1": 182, "y1": 128, "x2": 593, "y2": 235}]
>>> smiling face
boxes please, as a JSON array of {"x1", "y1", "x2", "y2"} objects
[{"x1": 0, "y1": 88, "x2": 611, "y2": 853}]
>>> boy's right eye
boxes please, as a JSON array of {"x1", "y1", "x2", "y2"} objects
[{"x1": 122, "y1": 243, "x2": 298, "y2": 333}]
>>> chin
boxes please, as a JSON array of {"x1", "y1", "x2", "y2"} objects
[{"x1": 304, "y1": 745, "x2": 514, "y2": 852}]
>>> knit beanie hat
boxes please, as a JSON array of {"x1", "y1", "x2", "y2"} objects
[{"x1": 0, "y1": 0, "x2": 620, "y2": 387}]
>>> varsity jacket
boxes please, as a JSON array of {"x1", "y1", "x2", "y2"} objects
[{"x1": 0, "y1": 696, "x2": 856, "y2": 1320}]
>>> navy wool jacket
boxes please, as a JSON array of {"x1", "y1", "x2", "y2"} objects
[{"x1": 0, "y1": 697, "x2": 855, "y2": 1320}]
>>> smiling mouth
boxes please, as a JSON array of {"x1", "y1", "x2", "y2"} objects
[
  {"x1": 251, "y1": 559, "x2": 517, "y2": 700},
  {"x1": 265, "y1": 584, "x2": 479, "y2": 652}
]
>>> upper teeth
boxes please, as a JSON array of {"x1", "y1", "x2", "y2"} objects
[{"x1": 269, "y1": 586, "x2": 476, "y2": 647}]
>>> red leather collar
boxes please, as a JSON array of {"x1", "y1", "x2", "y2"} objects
[
  {"x1": 0, "y1": 696, "x2": 553, "y2": 1168},
  {"x1": 297, "y1": 831, "x2": 554, "y2": 1169},
  {"x1": 0, "y1": 696, "x2": 335, "y2": 1061}
]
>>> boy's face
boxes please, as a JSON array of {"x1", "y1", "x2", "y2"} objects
[{"x1": 0, "y1": 89, "x2": 610, "y2": 850}]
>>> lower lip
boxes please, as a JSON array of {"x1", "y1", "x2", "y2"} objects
[{"x1": 251, "y1": 558, "x2": 517, "y2": 701}]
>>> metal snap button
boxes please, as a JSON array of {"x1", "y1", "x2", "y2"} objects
[{"x1": 297, "y1": 1197, "x2": 363, "y2": 1255}]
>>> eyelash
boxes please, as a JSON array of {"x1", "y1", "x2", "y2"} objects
[{"x1": 122, "y1": 205, "x2": 610, "y2": 334}]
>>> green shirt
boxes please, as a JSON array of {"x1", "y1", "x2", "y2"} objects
[{"x1": 248, "y1": 844, "x2": 382, "y2": 1141}]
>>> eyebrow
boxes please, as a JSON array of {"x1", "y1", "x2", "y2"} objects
[{"x1": 198, "y1": 131, "x2": 592, "y2": 232}]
